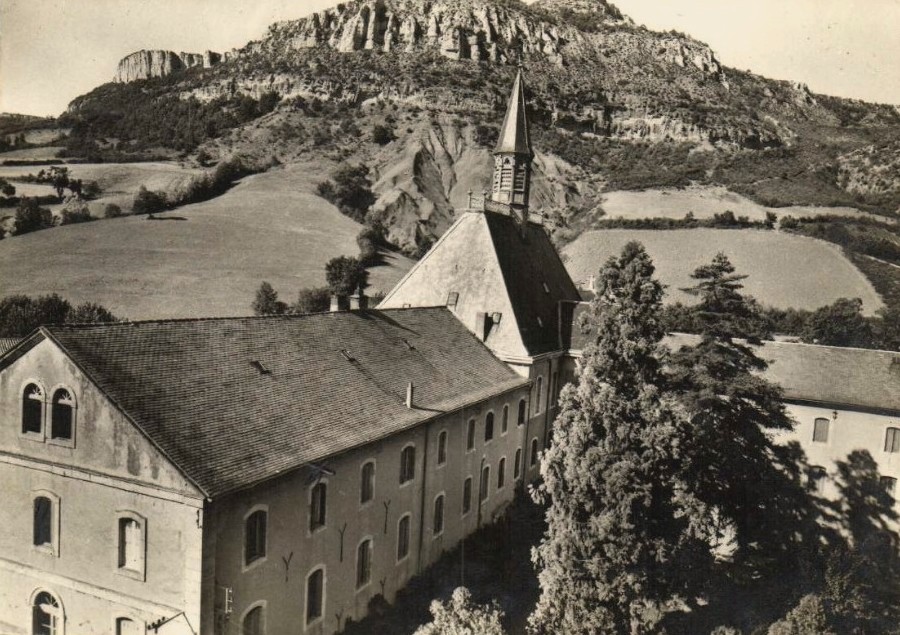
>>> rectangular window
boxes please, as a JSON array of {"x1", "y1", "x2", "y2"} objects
[
  {"x1": 245, "y1": 510, "x2": 266, "y2": 564},
  {"x1": 306, "y1": 569, "x2": 324, "y2": 623},
  {"x1": 886, "y1": 428, "x2": 900, "y2": 453},
  {"x1": 118, "y1": 518, "x2": 143, "y2": 571},
  {"x1": 400, "y1": 446, "x2": 416, "y2": 484},
  {"x1": 467, "y1": 420, "x2": 475, "y2": 451},
  {"x1": 535, "y1": 377, "x2": 543, "y2": 414},
  {"x1": 498, "y1": 458, "x2": 506, "y2": 489},
  {"x1": 437, "y1": 431, "x2": 447, "y2": 466},
  {"x1": 463, "y1": 477, "x2": 472, "y2": 514},
  {"x1": 480, "y1": 465, "x2": 490, "y2": 502},
  {"x1": 433, "y1": 495, "x2": 444, "y2": 536},
  {"x1": 310, "y1": 483, "x2": 327, "y2": 531},
  {"x1": 812, "y1": 418, "x2": 830, "y2": 443},
  {"x1": 807, "y1": 466, "x2": 827, "y2": 494},
  {"x1": 33, "y1": 497, "x2": 52, "y2": 547},
  {"x1": 397, "y1": 516, "x2": 410, "y2": 560},
  {"x1": 514, "y1": 449, "x2": 522, "y2": 479},
  {"x1": 360, "y1": 463, "x2": 375, "y2": 504}
]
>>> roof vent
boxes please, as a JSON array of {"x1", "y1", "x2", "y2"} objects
[
  {"x1": 402, "y1": 338, "x2": 416, "y2": 351},
  {"x1": 340, "y1": 349, "x2": 356, "y2": 362},
  {"x1": 447, "y1": 292, "x2": 459, "y2": 307},
  {"x1": 250, "y1": 360, "x2": 270, "y2": 375}
]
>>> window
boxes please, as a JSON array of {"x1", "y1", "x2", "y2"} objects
[
  {"x1": 356, "y1": 539, "x2": 372, "y2": 588},
  {"x1": 881, "y1": 476, "x2": 897, "y2": 500},
  {"x1": 33, "y1": 497, "x2": 53, "y2": 549},
  {"x1": 50, "y1": 389, "x2": 74, "y2": 442},
  {"x1": 530, "y1": 438, "x2": 539, "y2": 467},
  {"x1": 517, "y1": 399, "x2": 526, "y2": 425},
  {"x1": 242, "y1": 605, "x2": 264, "y2": 635},
  {"x1": 437, "y1": 431, "x2": 447, "y2": 466},
  {"x1": 484, "y1": 412, "x2": 494, "y2": 442},
  {"x1": 397, "y1": 515, "x2": 411, "y2": 561},
  {"x1": 360, "y1": 462, "x2": 375, "y2": 505},
  {"x1": 22, "y1": 383, "x2": 43, "y2": 436},
  {"x1": 535, "y1": 377, "x2": 543, "y2": 414},
  {"x1": 514, "y1": 449, "x2": 522, "y2": 479},
  {"x1": 466, "y1": 419, "x2": 476, "y2": 451},
  {"x1": 446, "y1": 291, "x2": 459, "y2": 307},
  {"x1": 886, "y1": 428, "x2": 900, "y2": 453},
  {"x1": 310, "y1": 482, "x2": 327, "y2": 531},
  {"x1": 245, "y1": 509, "x2": 267, "y2": 565},
  {"x1": 116, "y1": 618, "x2": 142, "y2": 635},
  {"x1": 400, "y1": 446, "x2": 416, "y2": 484},
  {"x1": 480, "y1": 465, "x2": 490, "y2": 502},
  {"x1": 502, "y1": 405, "x2": 509, "y2": 434},
  {"x1": 306, "y1": 568, "x2": 324, "y2": 624},
  {"x1": 433, "y1": 495, "x2": 444, "y2": 536},
  {"x1": 498, "y1": 457, "x2": 506, "y2": 489},
  {"x1": 807, "y1": 466, "x2": 827, "y2": 494},
  {"x1": 32, "y1": 591, "x2": 61, "y2": 635},
  {"x1": 812, "y1": 418, "x2": 830, "y2": 443},
  {"x1": 550, "y1": 371, "x2": 558, "y2": 406},
  {"x1": 463, "y1": 477, "x2": 472, "y2": 514},
  {"x1": 118, "y1": 515, "x2": 145, "y2": 576}
]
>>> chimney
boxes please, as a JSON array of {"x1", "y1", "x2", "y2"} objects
[
  {"x1": 330, "y1": 295, "x2": 350, "y2": 312},
  {"x1": 475, "y1": 312, "x2": 492, "y2": 341},
  {"x1": 406, "y1": 382, "x2": 415, "y2": 409},
  {"x1": 349, "y1": 292, "x2": 369, "y2": 310}
]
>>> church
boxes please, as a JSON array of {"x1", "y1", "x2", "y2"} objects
[{"x1": 1, "y1": 73, "x2": 899, "y2": 635}]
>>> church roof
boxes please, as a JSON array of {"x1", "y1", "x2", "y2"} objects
[
  {"x1": 28, "y1": 308, "x2": 527, "y2": 497},
  {"x1": 379, "y1": 212, "x2": 581, "y2": 359},
  {"x1": 494, "y1": 70, "x2": 533, "y2": 157}
]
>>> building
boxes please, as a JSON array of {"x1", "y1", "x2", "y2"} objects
[{"x1": 2, "y1": 70, "x2": 899, "y2": 635}]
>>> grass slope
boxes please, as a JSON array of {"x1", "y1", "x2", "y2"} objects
[
  {"x1": 0, "y1": 164, "x2": 413, "y2": 320},
  {"x1": 563, "y1": 228, "x2": 884, "y2": 314}
]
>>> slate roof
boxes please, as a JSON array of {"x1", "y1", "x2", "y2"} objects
[
  {"x1": 37, "y1": 308, "x2": 528, "y2": 497},
  {"x1": 483, "y1": 212, "x2": 581, "y2": 355},
  {"x1": 494, "y1": 70, "x2": 533, "y2": 157},
  {"x1": 559, "y1": 301, "x2": 591, "y2": 352},
  {"x1": 0, "y1": 338, "x2": 20, "y2": 356}
]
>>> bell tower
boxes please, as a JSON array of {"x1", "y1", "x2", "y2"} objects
[{"x1": 491, "y1": 69, "x2": 534, "y2": 221}]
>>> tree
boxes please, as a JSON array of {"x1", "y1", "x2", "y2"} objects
[
  {"x1": 251, "y1": 282, "x2": 287, "y2": 316},
  {"x1": 325, "y1": 256, "x2": 368, "y2": 297},
  {"x1": 530, "y1": 242, "x2": 713, "y2": 635},
  {"x1": 316, "y1": 165, "x2": 376, "y2": 222},
  {"x1": 667, "y1": 252, "x2": 809, "y2": 566},
  {"x1": 104, "y1": 203, "x2": 123, "y2": 218},
  {"x1": 372, "y1": 124, "x2": 395, "y2": 145},
  {"x1": 768, "y1": 595, "x2": 836, "y2": 635},
  {"x1": 291, "y1": 287, "x2": 331, "y2": 314},
  {"x1": 802, "y1": 297, "x2": 874, "y2": 348},
  {"x1": 132, "y1": 186, "x2": 168, "y2": 215},
  {"x1": 413, "y1": 587, "x2": 505, "y2": 635},
  {"x1": 13, "y1": 198, "x2": 55, "y2": 235},
  {"x1": 60, "y1": 201, "x2": 94, "y2": 225},
  {"x1": 875, "y1": 305, "x2": 900, "y2": 351},
  {"x1": 0, "y1": 177, "x2": 16, "y2": 197},
  {"x1": 69, "y1": 302, "x2": 118, "y2": 324}
]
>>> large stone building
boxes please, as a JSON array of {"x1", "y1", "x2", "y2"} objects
[{"x1": 1, "y1": 72, "x2": 899, "y2": 635}]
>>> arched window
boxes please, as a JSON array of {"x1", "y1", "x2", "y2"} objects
[
  {"x1": 530, "y1": 438, "x2": 539, "y2": 467},
  {"x1": 306, "y1": 568, "x2": 325, "y2": 624},
  {"x1": 885, "y1": 428, "x2": 900, "y2": 453},
  {"x1": 550, "y1": 371, "x2": 559, "y2": 406},
  {"x1": 517, "y1": 399, "x2": 526, "y2": 426},
  {"x1": 535, "y1": 377, "x2": 543, "y2": 414},
  {"x1": 502, "y1": 405, "x2": 509, "y2": 434},
  {"x1": 881, "y1": 476, "x2": 897, "y2": 500},
  {"x1": 116, "y1": 617, "x2": 142, "y2": 635},
  {"x1": 32, "y1": 591, "x2": 61, "y2": 635},
  {"x1": 242, "y1": 605, "x2": 264, "y2": 635},
  {"x1": 807, "y1": 466, "x2": 827, "y2": 494},
  {"x1": 433, "y1": 494, "x2": 444, "y2": 536},
  {"x1": 498, "y1": 457, "x2": 506, "y2": 489},
  {"x1": 397, "y1": 515, "x2": 411, "y2": 561},
  {"x1": 514, "y1": 448, "x2": 522, "y2": 479},
  {"x1": 310, "y1": 482, "x2": 327, "y2": 531},
  {"x1": 22, "y1": 383, "x2": 44, "y2": 436},
  {"x1": 33, "y1": 497, "x2": 53, "y2": 549},
  {"x1": 437, "y1": 431, "x2": 448, "y2": 466},
  {"x1": 484, "y1": 412, "x2": 494, "y2": 442},
  {"x1": 360, "y1": 462, "x2": 375, "y2": 505},
  {"x1": 50, "y1": 389, "x2": 74, "y2": 442},
  {"x1": 245, "y1": 509, "x2": 267, "y2": 565},
  {"x1": 466, "y1": 419, "x2": 476, "y2": 451},
  {"x1": 400, "y1": 446, "x2": 416, "y2": 484},
  {"x1": 117, "y1": 514, "x2": 145, "y2": 577},
  {"x1": 462, "y1": 477, "x2": 472, "y2": 514},
  {"x1": 356, "y1": 539, "x2": 372, "y2": 588},
  {"x1": 812, "y1": 418, "x2": 829, "y2": 443},
  {"x1": 479, "y1": 465, "x2": 490, "y2": 502}
]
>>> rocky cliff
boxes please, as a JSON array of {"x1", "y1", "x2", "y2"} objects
[{"x1": 114, "y1": 49, "x2": 222, "y2": 83}]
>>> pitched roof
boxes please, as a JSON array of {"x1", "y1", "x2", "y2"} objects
[
  {"x1": 379, "y1": 212, "x2": 581, "y2": 358},
  {"x1": 38, "y1": 309, "x2": 528, "y2": 497},
  {"x1": 663, "y1": 333, "x2": 900, "y2": 414},
  {"x1": 494, "y1": 70, "x2": 533, "y2": 157},
  {"x1": 0, "y1": 338, "x2": 20, "y2": 356}
]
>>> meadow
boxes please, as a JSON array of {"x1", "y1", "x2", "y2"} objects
[{"x1": 563, "y1": 228, "x2": 884, "y2": 315}]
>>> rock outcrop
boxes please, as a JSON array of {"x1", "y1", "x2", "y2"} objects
[{"x1": 114, "y1": 49, "x2": 221, "y2": 83}]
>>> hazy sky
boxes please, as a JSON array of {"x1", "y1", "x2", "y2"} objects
[{"x1": 1, "y1": 0, "x2": 898, "y2": 117}]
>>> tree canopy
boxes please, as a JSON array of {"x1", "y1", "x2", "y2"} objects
[{"x1": 0, "y1": 294, "x2": 118, "y2": 337}]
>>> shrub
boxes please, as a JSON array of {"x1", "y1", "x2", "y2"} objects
[
  {"x1": 104, "y1": 203, "x2": 123, "y2": 218},
  {"x1": 325, "y1": 256, "x2": 368, "y2": 297},
  {"x1": 316, "y1": 165, "x2": 376, "y2": 223},
  {"x1": 12, "y1": 198, "x2": 55, "y2": 235},
  {"x1": 291, "y1": 287, "x2": 331, "y2": 314},
  {"x1": 372, "y1": 124, "x2": 395, "y2": 145},
  {"x1": 132, "y1": 186, "x2": 168, "y2": 215},
  {"x1": 780, "y1": 215, "x2": 800, "y2": 230},
  {"x1": 60, "y1": 204, "x2": 94, "y2": 225}
]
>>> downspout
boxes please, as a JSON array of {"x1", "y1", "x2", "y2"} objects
[{"x1": 415, "y1": 422, "x2": 431, "y2": 575}]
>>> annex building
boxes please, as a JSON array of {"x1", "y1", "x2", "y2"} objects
[{"x1": 1, "y1": 73, "x2": 899, "y2": 635}]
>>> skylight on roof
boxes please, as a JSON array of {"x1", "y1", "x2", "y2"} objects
[
  {"x1": 250, "y1": 360, "x2": 270, "y2": 375},
  {"x1": 542, "y1": 282, "x2": 550, "y2": 294}
]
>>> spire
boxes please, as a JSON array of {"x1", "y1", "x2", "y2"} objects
[{"x1": 494, "y1": 69, "x2": 533, "y2": 157}]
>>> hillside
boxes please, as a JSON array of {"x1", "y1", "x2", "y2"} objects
[
  {"x1": 0, "y1": 164, "x2": 413, "y2": 319},
  {"x1": 54, "y1": 0, "x2": 900, "y2": 255}
]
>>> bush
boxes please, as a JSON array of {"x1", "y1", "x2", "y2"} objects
[
  {"x1": 291, "y1": 287, "x2": 331, "y2": 314},
  {"x1": 316, "y1": 165, "x2": 376, "y2": 223},
  {"x1": 104, "y1": 203, "x2": 123, "y2": 218},
  {"x1": 372, "y1": 124, "x2": 395, "y2": 145},
  {"x1": 12, "y1": 198, "x2": 55, "y2": 235},
  {"x1": 325, "y1": 256, "x2": 368, "y2": 297},
  {"x1": 132, "y1": 186, "x2": 168, "y2": 215},
  {"x1": 60, "y1": 204, "x2": 94, "y2": 225}
]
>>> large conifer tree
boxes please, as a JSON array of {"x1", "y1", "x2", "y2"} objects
[{"x1": 529, "y1": 242, "x2": 713, "y2": 635}]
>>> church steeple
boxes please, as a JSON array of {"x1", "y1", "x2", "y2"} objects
[{"x1": 491, "y1": 69, "x2": 533, "y2": 219}]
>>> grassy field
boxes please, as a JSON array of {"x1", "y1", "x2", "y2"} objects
[
  {"x1": 601, "y1": 185, "x2": 888, "y2": 223},
  {"x1": 562, "y1": 228, "x2": 884, "y2": 315},
  {"x1": 0, "y1": 164, "x2": 413, "y2": 320}
]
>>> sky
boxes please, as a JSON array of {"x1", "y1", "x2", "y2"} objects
[{"x1": 1, "y1": 0, "x2": 899, "y2": 117}]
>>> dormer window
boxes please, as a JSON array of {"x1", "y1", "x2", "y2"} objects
[{"x1": 22, "y1": 383, "x2": 44, "y2": 436}]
